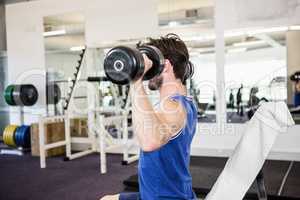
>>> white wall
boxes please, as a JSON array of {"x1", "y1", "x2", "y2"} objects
[
  {"x1": 0, "y1": 2, "x2": 6, "y2": 51},
  {"x1": 223, "y1": 0, "x2": 300, "y2": 29},
  {"x1": 5, "y1": 0, "x2": 159, "y2": 124}
]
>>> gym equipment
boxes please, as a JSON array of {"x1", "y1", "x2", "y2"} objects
[
  {"x1": 64, "y1": 48, "x2": 86, "y2": 110},
  {"x1": 14, "y1": 125, "x2": 31, "y2": 148},
  {"x1": 3, "y1": 125, "x2": 18, "y2": 147},
  {"x1": 123, "y1": 157, "x2": 300, "y2": 200},
  {"x1": 290, "y1": 71, "x2": 300, "y2": 82},
  {"x1": 104, "y1": 45, "x2": 164, "y2": 85},
  {"x1": 4, "y1": 85, "x2": 16, "y2": 106},
  {"x1": 46, "y1": 84, "x2": 61, "y2": 104},
  {"x1": 12, "y1": 84, "x2": 38, "y2": 106},
  {"x1": 87, "y1": 76, "x2": 109, "y2": 82}
]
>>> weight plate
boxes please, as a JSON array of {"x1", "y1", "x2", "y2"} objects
[
  {"x1": 13, "y1": 84, "x2": 38, "y2": 106},
  {"x1": 4, "y1": 85, "x2": 16, "y2": 106},
  {"x1": 47, "y1": 84, "x2": 61, "y2": 104},
  {"x1": 3, "y1": 125, "x2": 18, "y2": 147},
  {"x1": 15, "y1": 125, "x2": 31, "y2": 148},
  {"x1": 104, "y1": 46, "x2": 144, "y2": 85},
  {"x1": 138, "y1": 45, "x2": 165, "y2": 81},
  {"x1": 12, "y1": 85, "x2": 23, "y2": 106},
  {"x1": 20, "y1": 84, "x2": 38, "y2": 106}
]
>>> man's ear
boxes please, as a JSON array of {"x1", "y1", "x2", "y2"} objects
[{"x1": 164, "y1": 59, "x2": 172, "y2": 72}]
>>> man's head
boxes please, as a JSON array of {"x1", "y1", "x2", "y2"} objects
[{"x1": 139, "y1": 34, "x2": 193, "y2": 90}]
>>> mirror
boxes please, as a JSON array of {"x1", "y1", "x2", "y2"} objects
[
  {"x1": 287, "y1": 29, "x2": 300, "y2": 124},
  {"x1": 225, "y1": 27, "x2": 288, "y2": 123},
  {"x1": 43, "y1": 12, "x2": 86, "y2": 115}
]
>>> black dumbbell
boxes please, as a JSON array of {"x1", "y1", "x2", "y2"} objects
[{"x1": 104, "y1": 45, "x2": 165, "y2": 85}]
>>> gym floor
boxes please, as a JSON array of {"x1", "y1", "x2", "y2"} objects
[
  {"x1": 1, "y1": 150, "x2": 300, "y2": 200},
  {"x1": 0, "y1": 153, "x2": 137, "y2": 200}
]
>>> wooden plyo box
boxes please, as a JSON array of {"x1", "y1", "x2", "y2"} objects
[
  {"x1": 31, "y1": 122, "x2": 65, "y2": 157},
  {"x1": 70, "y1": 118, "x2": 88, "y2": 137},
  {"x1": 30, "y1": 118, "x2": 88, "y2": 157}
]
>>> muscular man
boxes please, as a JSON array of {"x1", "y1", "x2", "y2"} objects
[{"x1": 101, "y1": 34, "x2": 198, "y2": 200}]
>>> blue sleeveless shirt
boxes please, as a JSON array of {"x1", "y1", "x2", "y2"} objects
[
  {"x1": 294, "y1": 93, "x2": 300, "y2": 107},
  {"x1": 138, "y1": 94, "x2": 198, "y2": 200}
]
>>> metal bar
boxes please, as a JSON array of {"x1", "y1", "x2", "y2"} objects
[
  {"x1": 42, "y1": 115, "x2": 65, "y2": 122},
  {"x1": 99, "y1": 115, "x2": 107, "y2": 174},
  {"x1": 71, "y1": 137, "x2": 90, "y2": 144},
  {"x1": 65, "y1": 112, "x2": 72, "y2": 158},
  {"x1": 123, "y1": 113, "x2": 129, "y2": 162},
  {"x1": 44, "y1": 141, "x2": 67, "y2": 150},
  {"x1": 102, "y1": 116, "x2": 124, "y2": 126},
  {"x1": 125, "y1": 155, "x2": 139, "y2": 164},
  {"x1": 39, "y1": 117, "x2": 46, "y2": 168},
  {"x1": 277, "y1": 161, "x2": 294, "y2": 196},
  {"x1": 255, "y1": 170, "x2": 268, "y2": 200},
  {"x1": 68, "y1": 149, "x2": 94, "y2": 160}
]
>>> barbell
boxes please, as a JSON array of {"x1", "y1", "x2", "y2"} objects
[
  {"x1": 4, "y1": 84, "x2": 38, "y2": 106},
  {"x1": 104, "y1": 45, "x2": 165, "y2": 85}
]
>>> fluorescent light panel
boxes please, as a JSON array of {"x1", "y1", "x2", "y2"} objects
[
  {"x1": 289, "y1": 25, "x2": 300, "y2": 30},
  {"x1": 43, "y1": 30, "x2": 66, "y2": 37},
  {"x1": 70, "y1": 46, "x2": 85, "y2": 51}
]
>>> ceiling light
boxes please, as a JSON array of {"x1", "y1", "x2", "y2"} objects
[
  {"x1": 70, "y1": 46, "x2": 85, "y2": 51},
  {"x1": 289, "y1": 25, "x2": 300, "y2": 30},
  {"x1": 168, "y1": 21, "x2": 180, "y2": 27},
  {"x1": 43, "y1": 30, "x2": 66, "y2": 37}
]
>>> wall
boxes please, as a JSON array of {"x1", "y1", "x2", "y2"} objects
[
  {"x1": 5, "y1": 0, "x2": 159, "y2": 124},
  {"x1": 0, "y1": 0, "x2": 6, "y2": 51},
  {"x1": 222, "y1": 0, "x2": 300, "y2": 29}
]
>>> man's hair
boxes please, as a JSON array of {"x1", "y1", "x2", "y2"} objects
[{"x1": 139, "y1": 33, "x2": 194, "y2": 85}]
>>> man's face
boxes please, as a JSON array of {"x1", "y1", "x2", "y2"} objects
[
  {"x1": 296, "y1": 81, "x2": 300, "y2": 92},
  {"x1": 148, "y1": 74, "x2": 163, "y2": 90}
]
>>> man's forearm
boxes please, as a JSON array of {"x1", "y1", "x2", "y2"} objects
[{"x1": 130, "y1": 80, "x2": 162, "y2": 151}]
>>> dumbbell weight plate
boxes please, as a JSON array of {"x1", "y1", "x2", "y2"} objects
[
  {"x1": 138, "y1": 45, "x2": 165, "y2": 81},
  {"x1": 4, "y1": 85, "x2": 16, "y2": 106},
  {"x1": 20, "y1": 84, "x2": 38, "y2": 106},
  {"x1": 104, "y1": 46, "x2": 145, "y2": 85},
  {"x1": 13, "y1": 84, "x2": 38, "y2": 106}
]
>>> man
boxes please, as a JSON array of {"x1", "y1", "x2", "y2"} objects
[
  {"x1": 290, "y1": 71, "x2": 300, "y2": 107},
  {"x1": 236, "y1": 84, "x2": 243, "y2": 116},
  {"x1": 101, "y1": 34, "x2": 198, "y2": 200}
]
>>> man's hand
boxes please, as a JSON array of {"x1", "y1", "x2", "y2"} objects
[
  {"x1": 132, "y1": 54, "x2": 152, "y2": 84},
  {"x1": 142, "y1": 54, "x2": 153, "y2": 76}
]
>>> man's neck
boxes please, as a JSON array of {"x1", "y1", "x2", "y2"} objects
[{"x1": 159, "y1": 80, "x2": 186, "y2": 101}]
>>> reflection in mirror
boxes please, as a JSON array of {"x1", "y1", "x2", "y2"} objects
[
  {"x1": 43, "y1": 12, "x2": 85, "y2": 116},
  {"x1": 287, "y1": 29, "x2": 300, "y2": 124},
  {"x1": 0, "y1": 51, "x2": 9, "y2": 134},
  {"x1": 224, "y1": 26, "x2": 300, "y2": 123},
  {"x1": 158, "y1": 0, "x2": 216, "y2": 123}
]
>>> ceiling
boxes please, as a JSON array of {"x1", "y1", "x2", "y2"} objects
[{"x1": 41, "y1": 0, "x2": 289, "y2": 55}]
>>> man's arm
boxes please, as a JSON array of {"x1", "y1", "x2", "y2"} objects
[{"x1": 131, "y1": 80, "x2": 186, "y2": 152}]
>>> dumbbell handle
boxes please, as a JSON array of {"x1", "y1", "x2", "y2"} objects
[{"x1": 87, "y1": 76, "x2": 109, "y2": 82}]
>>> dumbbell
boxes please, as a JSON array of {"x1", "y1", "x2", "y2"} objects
[{"x1": 104, "y1": 45, "x2": 165, "y2": 85}]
